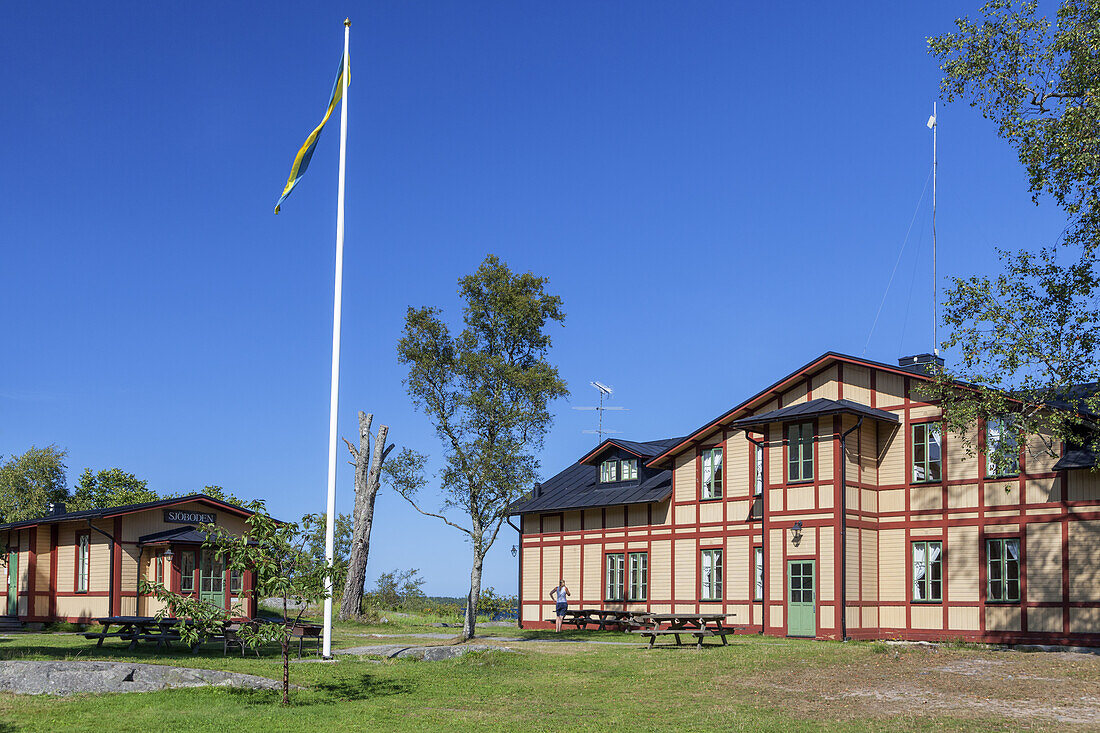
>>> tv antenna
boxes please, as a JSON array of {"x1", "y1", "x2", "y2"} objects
[{"x1": 572, "y1": 381, "x2": 628, "y2": 442}]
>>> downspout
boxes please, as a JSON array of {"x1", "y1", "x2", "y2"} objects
[
  {"x1": 741, "y1": 429, "x2": 767, "y2": 633},
  {"x1": 88, "y1": 519, "x2": 116, "y2": 617},
  {"x1": 506, "y1": 515, "x2": 522, "y2": 628},
  {"x1": 839, "y1": 415, "x2": 863, "y2": 643}
]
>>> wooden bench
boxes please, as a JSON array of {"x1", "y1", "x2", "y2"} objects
[{"x1": 633, "y1": 627, "x2": 729, "y2": 649}]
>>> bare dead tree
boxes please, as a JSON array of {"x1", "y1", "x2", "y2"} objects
[{"x1": 338, "y1": 411, "x2": 393, "y2": 620}]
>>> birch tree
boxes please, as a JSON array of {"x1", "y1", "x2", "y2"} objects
[
  {"x1": 926, "y1": 0, "x2": 1100, "y2": 455},
  {"x1": 338, "y1": 411, "x2": 393, "y2": 620},
  {"x1": 391, "y1": 255, "x2": 567, "y2": 641}
]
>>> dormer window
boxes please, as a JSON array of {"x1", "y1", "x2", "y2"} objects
[
  {"x1": 621, "y1": 459, "x2": 638, "y2": 480},
  {"x1": 600, "y1": 460, "x2": 619, "y2": 483}
]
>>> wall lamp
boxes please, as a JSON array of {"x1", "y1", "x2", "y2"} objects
[
  {"x1": 790, "y1": 521, "x2": 804, "y2": 546},
  {"x1": 511, "y1": 545, "x2": 518, "y2": 558}
]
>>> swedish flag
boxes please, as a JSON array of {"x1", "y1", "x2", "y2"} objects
[{"x1": 274, "y1": 54, "x2": 350, "y2": 214}]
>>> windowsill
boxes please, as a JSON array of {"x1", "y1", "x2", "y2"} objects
[
  {"x1": 700, "y1": 496, "x2": 723, "y2": 503},
  {"x1": 911, "y1": 480, "x2": 943, "y2": 486},
  {"x1": 786, "y1": 479, "x2": 814, "y2": 485},
  {"x1": 985, "y1": 474, "x2": 1020, "y2": 480},
  {"x1": 911, "y1": 600, "x2": 943, "y2": 605},
  {"x1": 700, "y1": 598, "x2": 722, "y2": 603},
  {"x1": 985, "y1": 599, "x2": 1021, "y2": 605}
]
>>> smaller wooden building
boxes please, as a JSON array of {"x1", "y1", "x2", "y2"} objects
[{"x1": 0, "y1": 494, "x2": 261, "y2": 624}]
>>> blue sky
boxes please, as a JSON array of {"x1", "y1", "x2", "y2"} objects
[{"x1": 1, "y1": 2, "x2": 1069, "y2": 595}]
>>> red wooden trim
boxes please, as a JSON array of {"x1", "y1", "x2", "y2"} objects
[
  {"x1": 48, "y1": 525, "x2": 58, "y2": 618},
  {"x1": 111, "y1": 517, "x2": 122, "y2": 616}
]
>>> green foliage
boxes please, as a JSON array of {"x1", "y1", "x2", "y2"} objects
[
  {"x1": 364, "y1": 568, "x2": 425, "y2": 609},
  {"x1": 142, "y1": 501, "x2": 334, "y2": 705},
  {"x1": 926, "y1": 1, "x2": 1100, "y2": 454},
  {"x1": 391, "y1": 255, "x2": 568, "y2": 638},
  {"x1": 70, "y1": 467, "x2": 159, "y2": 511},
  {"x1": 930, "y1": 0, "x2": 1100, "y2": 254},
  {"x1": 0, "y1": 445, "x2": 68, "y2": 523},
  {"x1": 475, "y1": 586, "x2": 517, "y2": 619},
  {"x1": 301, "y1": 511, "x2": 351, "y2": 592}
]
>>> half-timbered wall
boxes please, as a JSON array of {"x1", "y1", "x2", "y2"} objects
[{"x1": 518, "y1": 356, "x2": 1100, "y2": 643}]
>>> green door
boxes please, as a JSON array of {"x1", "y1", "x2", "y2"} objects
[
  {"x1": 199, "y1": 550, "x2": 225, "y2": 608},
  {"x1": 787, "y1": 560, "x2": 816, "y2": 637},
  {"x1": 6, "y1": 545, "x2": 17, "y2": 616}
]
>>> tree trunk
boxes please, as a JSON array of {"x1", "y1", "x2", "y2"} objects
[
  {"x1": 461, "y1": 550, "x2": 484, "y2": 642},
  {"x1": 339, "y1": 411, "x2": 392, "y2": 620},
  {"x1": 281, "y1": 636, "x2": 290, "y2": 705},
  {"x1": 281, "y1": 592, "x2": 290, "y2": 705}
]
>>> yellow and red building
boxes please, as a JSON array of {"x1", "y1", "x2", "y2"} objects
[
  {"x1": 512, "y1": 352, "x2": 1100, "y2": 643},
  {"x1": 0, "y1": 494, "x2": 259, "y2": 624}
]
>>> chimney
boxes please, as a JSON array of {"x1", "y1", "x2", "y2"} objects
[
  {"x1": 533, "y1": 482, "x2": 541, "y2": 498},
  {"x1": 48, "y1": 502, "x2": 66, "y2": 516},
  {"x1": 898, "y1": 353, "x2": 944, "y2": 374}
]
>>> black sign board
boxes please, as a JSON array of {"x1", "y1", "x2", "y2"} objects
[{"x1": 163, "y1": 509, "x2": 216, "y2": 524}]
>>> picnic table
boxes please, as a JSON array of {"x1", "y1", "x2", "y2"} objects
[
  {"x1": 285, "y1": 621, "x2": 322, "y2": 658},
  {"x1": 85, "y1": 616, "x2": 200, "y2": 651},
  {"x1": 631, "y1": 612, "x2": 736, "y2": 649},
  {"x1": 556, "y1": 609, "x2": 639, "y2": 631}
]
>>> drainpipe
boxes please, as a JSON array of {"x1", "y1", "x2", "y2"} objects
[
  {"x1": 741, "y1": 429, "x2": 766, "y2": 633},
  {"x1": 88, "y1": 519, "x2": 116, "y2": 617},
  {"x1": 839, "y1": 415, "x2": 863, "y2": 642},
  {"x1": 506, "y1": 515, "x2": 522, "y2": 628}
]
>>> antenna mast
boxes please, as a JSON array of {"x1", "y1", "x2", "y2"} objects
[
  {"x1": 929, "y1": 102, "x2": 938, "y2": 356},
  {"x1": 572, "y1": 381, "x2": 628, "y2": 442}
]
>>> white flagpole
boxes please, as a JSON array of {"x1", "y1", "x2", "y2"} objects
[{"x1": 322, "y1": 17, "x2": 350, "y2": 660}]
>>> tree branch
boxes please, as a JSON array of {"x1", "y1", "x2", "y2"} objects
[{"x1": 396, "y1": 491, "x2": 473, "y2": 537}]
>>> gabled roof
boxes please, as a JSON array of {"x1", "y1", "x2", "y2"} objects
[
  {"x1": 730, "y1": 398, "x2": 899, "y2": 430},
  {"x1": 0, "y1": 493, "x2": 257, "y2": 532},
  {"x1": 578, "y1": 436, "x2": 686, "y2": 465},
  {"x1": 645, "y1": 351, "x2": 926, "y2": 468},
  {"x1": 510, "y1": 437, "x2": 680, "y2": 515}
]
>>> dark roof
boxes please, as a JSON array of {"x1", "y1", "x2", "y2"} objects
[
  {"x1": 578, "y1": 436, "x2": 686, "y2": 465},
  {"x1": 0, "y1": 493, "x2": 257, "y2": 532},
  {"x1": 729, "y1": 398, "x2": 899, "y2": 429},
  {"x1": 138, "y1": 526, "x2": 211, "y2": 545},
  {"x1": 138, "y1": 525, "x2": 259, "y2": 546},
  {"x1": 510, "y1": 437, "x2": 679, "y2": 515},
  {"x1": 1054, "y1": 448, "x2": 1097, "y2": 471}
]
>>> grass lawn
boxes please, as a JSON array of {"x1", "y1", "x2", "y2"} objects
[{"x1": 0, "y1": 614, "x2": 1096, "y2": 732}]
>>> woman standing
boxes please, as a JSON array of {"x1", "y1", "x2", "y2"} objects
[{"x1": 549, "y1": 579, "x2": 570, "y2": 632}]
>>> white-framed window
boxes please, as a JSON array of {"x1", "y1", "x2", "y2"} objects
[
  {"x1": 76, "y1": 533, "x2": 90, "y2": 593},
  {"x1": 753, "y1": 546, "x2": 764, "y2": 601},
  {"x1": 754, "y1": 443, "x2": 763, "y2": 496},
  {"x1": 702, "y1": 447, "x2": 723, "y2": 499},
  {"x1": 701, "y1": 549, "x2": 723, "y2": 601},
  {"x1": 600, "y1": 460, "x2": 618, "y2": 483},
  {"x1": 986, "y1": 418, "x2": 1019, "y2": 477},
  {"x1": 606, "y1": 553, "x2": 625, "y2": 600},
  {"x1": 628, "y1": 552, "x2": 647, "y2": 601},
  {"x1": 620, "y1": 459, "x2": 638, "y2": 481}
]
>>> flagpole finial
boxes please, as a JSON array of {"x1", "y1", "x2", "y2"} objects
[{"x1": 344, "y1": 18, "x2": 350, "y2": 27}]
